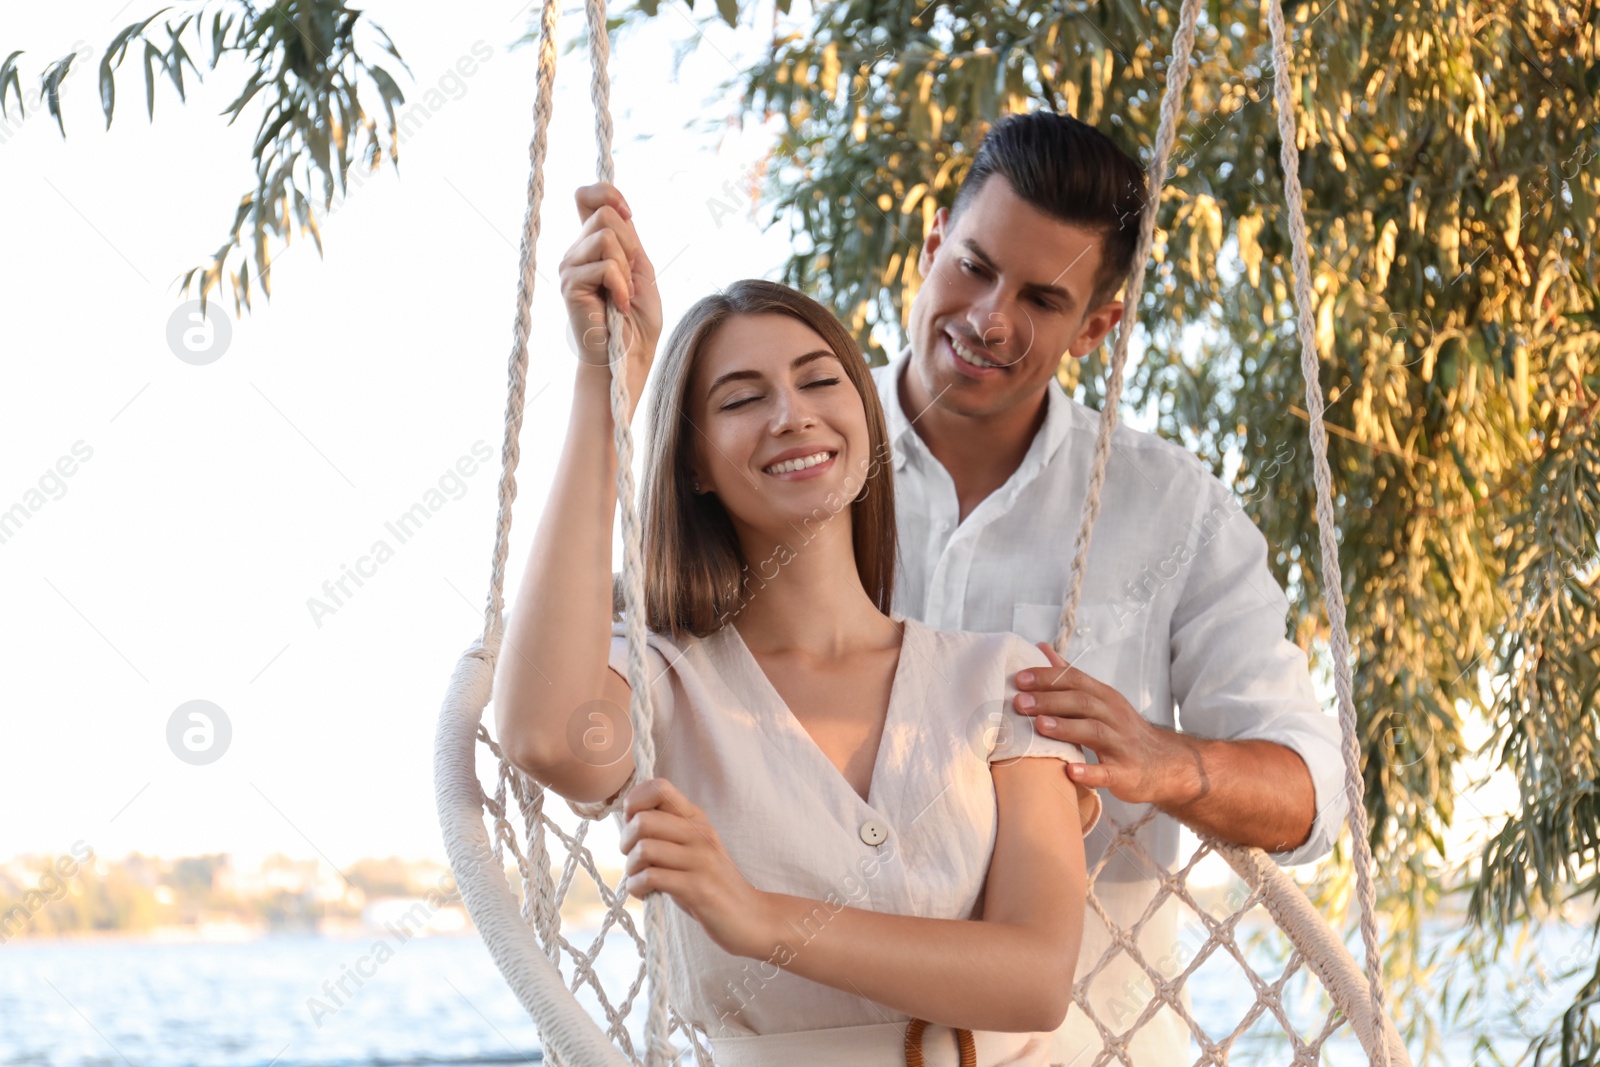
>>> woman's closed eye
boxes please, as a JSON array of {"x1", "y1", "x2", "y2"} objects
[{"x1": 720, "y1": 377, "x2": 841, "y2": 410}]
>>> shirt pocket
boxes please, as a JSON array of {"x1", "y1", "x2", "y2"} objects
[{"x1": 1011, "y1": 601, "x2": 1148, "y2": 709}]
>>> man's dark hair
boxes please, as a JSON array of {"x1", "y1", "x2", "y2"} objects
[{"x1": 949, "y1": 110, "x2": 1149, "y2": 310}]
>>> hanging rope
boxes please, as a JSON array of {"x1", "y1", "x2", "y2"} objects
[
  {"x1": 1261, "y1": 0, "x2": 1391, "y2": 1056},
  {"x1": 1054, "y1": 0, "x2": 1206, "y2": 643},
  {"x1": 467, "y1": 0, "x2": 675, "y2": 1059},
  {"x1": 581, "y1": 0, "x2": 676, "y2": 1059},
  {"x1": 476, "y1": 0, "x2": 560, "y2": 662},
  {"x1": 1053, "y1": 0, "x2": 1392, "y2": 1060}
]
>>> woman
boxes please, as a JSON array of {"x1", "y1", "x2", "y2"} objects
[{"x1": 494, "y1": 182, "x2": 1102, "y2": 1067}]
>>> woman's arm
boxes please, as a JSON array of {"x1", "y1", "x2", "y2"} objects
[
  {"x1": 756, "y1": 759, "x2": 1086, "y2": 1031},
  {"x1": 494, "y1": 182, "x2": 661, "y2": 805},
  {"x1": 621, "y1": 763, "x2": 1089, "y2": 1033}
]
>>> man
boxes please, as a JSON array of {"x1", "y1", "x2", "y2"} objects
[{"x1": 871, "y1": 110, "x2": 1346, "y2": 1061}]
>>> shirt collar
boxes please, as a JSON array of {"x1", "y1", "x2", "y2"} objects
[{"x1": 879, "y1": 344, "x2": 1076, "y2": 475}]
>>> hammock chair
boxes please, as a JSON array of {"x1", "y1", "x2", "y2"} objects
[{"x1": 433, "y1": 0, "x2": 1414, "y2": 1061}]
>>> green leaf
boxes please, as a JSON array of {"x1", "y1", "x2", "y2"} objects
[
  {"x1": 209, "y1": 10, "x2": 224, "y2": 67},
  {"x1": 369, "y1": 23, "x2": 410, "y2": 77},
  {"x1": 165, "y1": 41, "x2": 188, "y2": 102},
  {"x1": 210, "y1": 10, "x2": 229, "y2": 69},
  {"x1": 42, "y1": 53, "x2": 76, "y2": 137},
  {"x1": 98, "y1": 49, "x2": 116, "y2": 127},
  {"x1": 230, "y1": 194, "x2": 253, "y2": 233},
  {"x1": 332, "y1": 92, "x2": 353, "y2": 187},
  {"x1": 221, "y1": 70, "x2": 266, "y2": 124},
  {"x1": 143, "y1": 40, "x2": 161, "y2": 120},
  {"x1": 368, "y1": 64, "x2": 403, "y2": 134},
  {"x1": 715, "y1": 0, "x2": 738, "y2": 28},
  {"x1": 106, "y1": 8, "x2": 173, "y2": 68},
  {"x1": 307, "y1": 120, "x2": 333, "y2": 206},
  {"x1": 0, "y1": 50, "x2": 24, "y2": 122},
  {"x1": 172, "y1": 38, "x2": 202, "y2": 86},
  {"x1": 293, "y1": 188, "x2": 324, "y2": 257},
  {"x1": 252, "y1": 105, "x2": 293, "y2": 155}
]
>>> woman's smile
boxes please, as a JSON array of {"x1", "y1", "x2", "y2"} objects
[{"x1": 760, "y1": 447, "x2": 839, "y2": 480}]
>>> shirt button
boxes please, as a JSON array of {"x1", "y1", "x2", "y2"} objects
[
  {"x1": 936, "y1": 520, "x2": 950, "y2": 532},
  {"x1": 1075, "y1": 624, "x2": 1089, "y2": 636},
  {"x1": 859, "y1": 819, "x2": 889, "y2": 846}
]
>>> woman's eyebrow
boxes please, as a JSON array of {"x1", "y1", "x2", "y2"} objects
[{"x1": 706, "y1": 349, "x2": 838, "y2": 398}]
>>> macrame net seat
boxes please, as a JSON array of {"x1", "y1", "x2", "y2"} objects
[{"x1": 433, "y1": 0, "x2": 1414, "y2": 1062}]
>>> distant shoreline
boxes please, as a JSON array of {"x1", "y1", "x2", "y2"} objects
[
  {"x1": 0, "y1": 922, "x2": 477, "y2": 946},
  {"x1": 0, "y1": 904, "x2": 646, "y2": 946}
]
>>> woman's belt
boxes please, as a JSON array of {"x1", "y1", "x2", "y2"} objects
[{"x1": 708, "y1": 1019, "x2": 1046, "y2": 1066}]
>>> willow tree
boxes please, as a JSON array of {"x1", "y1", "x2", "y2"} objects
[
  {"x1": 0, "y1": 0, "x2": 409, "y2": 315},
  {"x1": 5, "y1": 0, "x2": 1597, "y2": 1060},
  {"x1": 718, "y1": 0, "x2": 1599, "y2": 1060}
]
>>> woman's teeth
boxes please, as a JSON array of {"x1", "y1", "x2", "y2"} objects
[
  {"x1": 763, "y1": 450, "x2": 834, "y2": 475},
  {"x1": 950, "y1": 333, "x2": 1001, "y2": 369}
]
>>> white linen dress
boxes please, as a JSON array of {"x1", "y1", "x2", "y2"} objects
[{"x1": 572, "y1": 612, "x2": 1102, "y2": 1067}]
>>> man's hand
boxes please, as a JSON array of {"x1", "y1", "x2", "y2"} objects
[
  {"x1": 1016, "y1": 643, "x2": 1320, "y2": 853},
  {"x1": 1014, "y1": 641, "x2": 1200, "y2": 808}
]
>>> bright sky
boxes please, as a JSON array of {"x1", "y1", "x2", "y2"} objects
[
  {"x1": 1, "y1": 2, "x2": 1520, "y2": 890},
  {"x1": 0, "y1": 1, "x2": 797, "y2": 871}
]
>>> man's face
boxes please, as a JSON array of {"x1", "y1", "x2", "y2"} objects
[{"x1": 906, "y1": 174, "x2": 1124, "y2": 419}]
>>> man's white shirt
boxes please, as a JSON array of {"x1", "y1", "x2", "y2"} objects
[{"x1": 871, "y1": 348, "x2": 1347, "y2": 1060}]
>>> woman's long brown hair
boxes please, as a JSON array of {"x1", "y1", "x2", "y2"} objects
[{"x1": 614, "y1": 279, "x2": 897, "y2": 638}]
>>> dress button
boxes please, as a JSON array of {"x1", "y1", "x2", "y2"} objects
[
  {"x1": 859, "y1": 819, "x2": 889, "y2": 846},
  {"x1": 1075, "y1": 624, "x2": 1089, "y2": 636}
]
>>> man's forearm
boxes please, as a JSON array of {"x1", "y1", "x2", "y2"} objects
[{"x1": 1157, "y1": 736, "x2": 1317, "y2": 853}]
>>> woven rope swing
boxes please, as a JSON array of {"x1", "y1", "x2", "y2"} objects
[{"x1": 432, "y1": 0, "x2": 1414, "y2": 1061}]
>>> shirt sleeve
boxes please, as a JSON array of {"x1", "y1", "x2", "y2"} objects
[
  {"x1": 565, "y1": 617, "x2": 675, "y2": 821},
  {"x1": 1168, "y1": 475, "x2": 1348, "y2": 867},
  {"x1": 989, "y1": 634, "x2": 1103, "y2": 837}
]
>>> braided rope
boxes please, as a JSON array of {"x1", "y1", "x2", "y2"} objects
[
  {"x1": 1047, "y1": 2, "x2": 1210, "y2": 1051},
  {"x1": 449, "y1": 0, "x2": 675, "y2": 1055},
  {"x1": 475, "y1": 0, "x2": 562, "y2": 662},
  {"x1": 1260, "y1": 0, "x2": 1390, "y2": 1057},
  {"x1": 1054, "y1": 0, "x2": 1205, "y2": 642},
  {"x1": 579, "y1": 3, "x2": 676, "y2": 1063},
  {"x1": 508, "y1": 10, "x2": 572, "y2": 1054},
  {"x1": 1053, "y1": 0, "x2": 1393, "y2": 1059}
]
